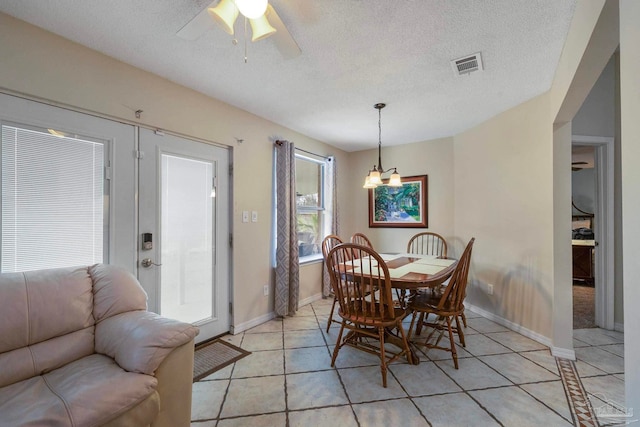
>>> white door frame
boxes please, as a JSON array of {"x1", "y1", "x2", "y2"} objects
[
  {"x1": 137, "y1": 128, "x2": 231, "y2": 342},
  {"x1": 572, "y1": 135, "x2": 615, "y2": 330}
]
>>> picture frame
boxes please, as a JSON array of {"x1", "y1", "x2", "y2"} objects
[{"x1": 368, "y1": 175, "x2": 428, "y2": 228}]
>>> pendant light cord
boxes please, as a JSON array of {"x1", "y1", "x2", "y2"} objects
[{"x1": 376, "y1": 103, "x2": 384, "y2": 172}]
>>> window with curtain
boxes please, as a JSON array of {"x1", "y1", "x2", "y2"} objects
[
  {"x1": 295, "y1": 154, "x2": 327, "y2": 262},
  {"x1": 1, "y1": 123, "x2": 107, "y2": 273}
]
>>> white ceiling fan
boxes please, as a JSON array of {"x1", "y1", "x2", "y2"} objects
[{"x1": 176, "y1": 0, "x2": 301, "y2": 60}]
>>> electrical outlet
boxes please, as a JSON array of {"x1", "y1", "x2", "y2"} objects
[
  {"x1": 263, "y1": 284, "x2": 269, "y2": 296},
  {"x1": 251, "y1": 211, "x2": 258, "y2": 222},
  {"x1": 487, "y1": 283, "x2": 494, "y2": 295}
]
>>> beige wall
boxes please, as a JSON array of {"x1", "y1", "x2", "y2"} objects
[
  {"x1": 620, "y1": 0, "x2": 640, "y2": 413},
  {"x1": 552, "y1": 121, "x2": 574, "y2": 353},
  {"x1": 453, "y1": 94, "x2": 555, "y2": 339},
  {"x1": 345, "y1": 138, "x2": 455, "y2": 253},
  {"x1": 550, "y1": 0, "x2": 620, "y2": 350},
  {"x1": 0, "y1": 13, "x2": 349, "y2": 329}
]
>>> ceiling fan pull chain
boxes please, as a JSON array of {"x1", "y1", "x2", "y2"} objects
[{"x1": 244, "y1": 17, "x2": 248, "y2": 63}]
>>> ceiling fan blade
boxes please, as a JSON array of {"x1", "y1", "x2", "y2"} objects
[
  {"x1": 572, "y1": 161, "x2": 588, "y2": 165},
  {"x1": 176, "y1": 1, "x2": 217, "y2": 40},
  {"x1": 267, "y1": 4, "x2": 301, "y2": 59}
]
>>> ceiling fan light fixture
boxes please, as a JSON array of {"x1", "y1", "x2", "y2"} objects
[
  {"x1": 208, "y1": 0, "x2": 239, "y2": 35},
  {"x1": 249, "y1": 14, "x2": 276, "y2": 41},
  {"x1": 235, "y1": 0, "x2": 268, "y2": 19}
]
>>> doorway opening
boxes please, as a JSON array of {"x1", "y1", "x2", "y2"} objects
[{"x1": 571, "y1": 136, "x2": 614, "y2": 331}]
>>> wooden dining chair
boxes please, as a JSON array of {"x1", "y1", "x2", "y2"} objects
[
  {"x1": 327, "y1": 243, "x2": 413, "y2": 387},
  {"x1": 350, "y1": 233, "x2": 374, "y2": 249},
  {"x1": 406, "y1": 232, "x2": 448, "y2": 258},
  {"x1": 322, "y1": 234, "x2": 346, "y2": 332},
  {"x1": 407, "y1": 237, "x2": 475, "y2": 369},
  {"x1": 406, "y1": 232, "x2": 464, "y2": 330}
]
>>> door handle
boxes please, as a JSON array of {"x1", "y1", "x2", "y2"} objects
[{"x1": 141, "y1": 258, "x2": 162, "y2": 268}]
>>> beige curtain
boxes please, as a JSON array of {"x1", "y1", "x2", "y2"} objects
[
  {"x1": 275, "y1": 140, "x2": 299, "y2": 316},
  {"x1": 322, "y1": 156, "x2": 338, "y2": 297}
]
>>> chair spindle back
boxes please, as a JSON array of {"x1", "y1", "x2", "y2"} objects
[{"x1": 407, "y1": 232, "x2": 448, "y2": 257}]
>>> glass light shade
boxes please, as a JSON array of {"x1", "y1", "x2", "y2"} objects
[
  {"x1": 369, "y1": 169, "x2": 382, "y2": 185},
  {"x1": 388, "y1": 171, "x2": 402, "y2": 187},
  {"x1": 208, "y1": 0, "x2": 239, "y2": 35},
  {"x1": 47, "y1": 129, "x2": 66, "y2": 138},
  {"x1": 235, "y1": 0, "x2": 268, "y2": 19},
  {"x1": 249, "y1": 14, "x2": 276, "y2": 41},
  {"x1": 363, "y1": 175, "x2": 377, "y2": 189}
]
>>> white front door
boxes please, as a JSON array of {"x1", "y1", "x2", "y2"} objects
[{"x1": 138, "y1": 128, "x2": 230, "y2": 342}]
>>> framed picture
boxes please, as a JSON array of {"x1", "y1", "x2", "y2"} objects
[{"x1": 368, "y1": 175, "x2": 428, "y2": 228}]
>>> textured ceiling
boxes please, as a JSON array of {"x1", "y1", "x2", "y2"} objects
[{"x1": 0, "y1": 0, "x2": 576, "y2": 152}]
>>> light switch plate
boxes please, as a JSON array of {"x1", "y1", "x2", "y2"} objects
[
  {"x1": 251, "y1": 211, "x2": 258, "y2": 222},
  {"x1": 242, "y1": 211, "x2": 249, "y2": 223}
]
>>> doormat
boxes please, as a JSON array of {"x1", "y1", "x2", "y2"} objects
[{"x1": 193, "y1": 339, "x2": 251, "y2": 382}]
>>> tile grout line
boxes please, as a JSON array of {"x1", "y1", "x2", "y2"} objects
[
  {"x1": 195, "y1": 305, "x2": 614, "y2": 426},
  {"x1": 312, "y1": 304, "x2": 363, "y2": 427},
  {"x1": 556, "y1": 356, "x2": 600, "y2": 427}
]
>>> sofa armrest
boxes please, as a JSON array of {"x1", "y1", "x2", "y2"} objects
[
  {"x1": 95, "y1": 311, "x2": 199, "y2": 375},
  {"x1": 152, "y1": 340, "x2": 195, "y2": 427}
]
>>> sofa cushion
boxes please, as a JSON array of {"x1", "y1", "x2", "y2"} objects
[
  {"x1": 0, "y1": 376, "x2": 71, "y2": 427},
  {"x1": 0, "y1": 266, "x2": 93, "y2": 354},
  {"x1": 0, "y1": 354, "x2": 159, "y2": 427},
  {"x1": 0, "y1": 266, "x2": 96, "y2": 388},
  {"x1": 90, "y1": 264, "x2": 147, "y2": 322},
  {"x1": 0, "y1": 328, "x2": 94, "y2": 388}
]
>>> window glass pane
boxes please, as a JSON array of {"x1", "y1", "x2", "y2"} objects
[
  {"x1": 295, "y1": 155, "x2": 324, "y2": 259},
  {"x1": 1, "y1": 124, "x2": 105, "y2": 273},
  {"x1": 160, "y1": 154, "x2": 214, "y2": 323},
  {"x1": 297, "y1": 211, "x2": 321, "y2": 257},
  {"x1": 295, "y1": 157, "x2": 321, "y2": 208}
]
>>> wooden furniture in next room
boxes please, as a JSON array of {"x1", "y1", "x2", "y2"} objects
[
  {"x1": 572, "y1": 201, "x2": 595, "y2": 285},
  {"x1": 572, "y1": 240, "x2": 595, "y2": 285}
]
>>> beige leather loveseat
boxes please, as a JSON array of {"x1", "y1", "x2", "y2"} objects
[{"x1": 0, "y1": 264, "x2": 199, "y2": 427}]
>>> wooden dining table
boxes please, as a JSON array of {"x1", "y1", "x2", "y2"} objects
[
  {"x1": 378, "y1": 252, "x2": 458, "y2": 290},
  {"x1": 336, "y1": 252, "x2": 459, "y2": 365}
]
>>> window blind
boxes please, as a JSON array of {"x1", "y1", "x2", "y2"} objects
[{"x1": 1, "y1": 124, "x2": 105, "y2": 273}]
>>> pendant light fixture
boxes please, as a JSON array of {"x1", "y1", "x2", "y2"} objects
[{"x1": 363, "y1": 103, "x2": 402, "y2": 189}]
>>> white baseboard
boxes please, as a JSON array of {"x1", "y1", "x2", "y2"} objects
[
  {"x1": 615, "y1": 322, "x2": 624, "y2": 332},
  {"x1": 299, "y1": 293, "x2": 323, "y2": 306},
  {"x1": 551, "y1": 346, "x2": 576, "y2": 360},
  {"x1": 466, "y1": 303, "x2": 577, "y2": 359},
  {"x1": 230, "y1": 311, "x2": 275, "y2": 335},
  {"x1": 230, "y1": 293, "x2": 324, "y2": 335},
  {"x1": 466, "y1": 303, "x2": 552, "y2": 347}
]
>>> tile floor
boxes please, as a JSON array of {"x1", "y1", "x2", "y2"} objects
[{"x1": 191, "y1": 298, "x2": 625, "y2": 427}]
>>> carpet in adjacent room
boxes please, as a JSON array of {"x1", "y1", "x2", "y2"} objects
[{"x1": 573, "y1": 284, "x2": 596, "y2": 329}]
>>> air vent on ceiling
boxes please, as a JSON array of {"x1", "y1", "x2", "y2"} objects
[{"x1": 451, "y1": 52, "x2": 483, "y2": 76}]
